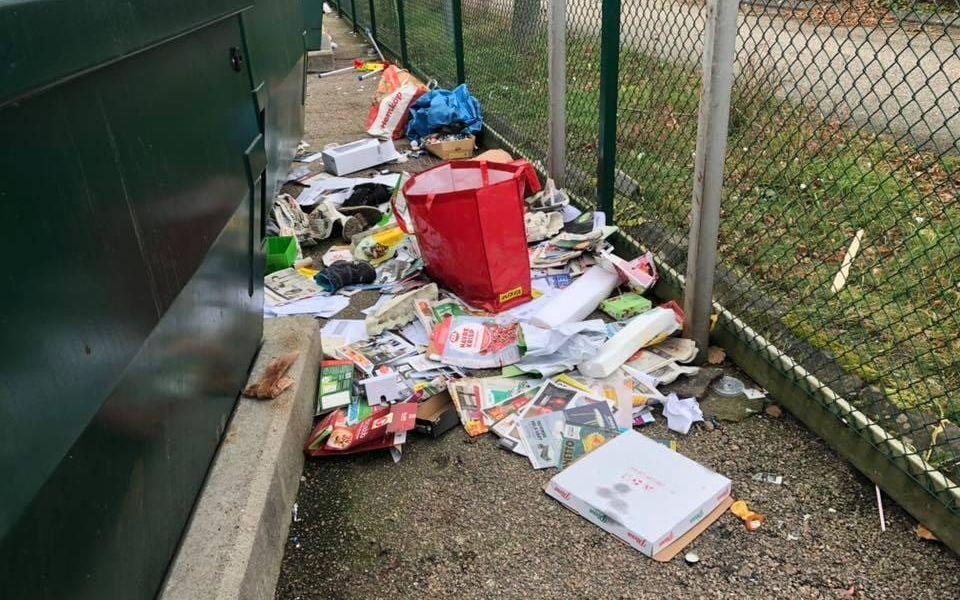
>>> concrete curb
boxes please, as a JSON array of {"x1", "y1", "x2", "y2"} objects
[{"x1": 160, "y1": 317, "x2": 321, "y2": 600}]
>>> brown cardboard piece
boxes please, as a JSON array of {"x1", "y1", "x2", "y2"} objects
[
  {"x1": 415, "y1": 391, "x2": 460, "y2": 438},
  {"x1": 652, "y1": 496, "x2": 734, "y2": 562}
]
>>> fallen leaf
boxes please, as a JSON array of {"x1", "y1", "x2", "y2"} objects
[
  {"x1": 765, "y1": 405, "x2": 783, "y2": 418},
  {"x1": 707, "y1": 346, "x2": 726, "y2": 365},
  {"x1": 916, "y1": 524, "x2": 939, "y2": 542}
]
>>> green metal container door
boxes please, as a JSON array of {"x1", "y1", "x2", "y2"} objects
[
  {"x1": 304, "y1": 0, "x2": 326, "y2": 50},
  {"x1": 0, "y1": 1, "x2": 304, "y2": 598}
]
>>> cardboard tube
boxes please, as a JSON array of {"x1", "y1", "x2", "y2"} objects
[
  {"x1": 578, "y1": 307, "x2": 680, "y2": 378},
  {"x1": 531, "y1": 265, "x2": 620, "y2": 328}
]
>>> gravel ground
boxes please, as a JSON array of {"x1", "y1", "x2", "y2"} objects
[{"x1": 275, "y1": 15, "x2": 959, "y2": 600}]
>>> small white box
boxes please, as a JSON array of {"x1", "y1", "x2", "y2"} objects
[
  {"x1": 545, "y1": 430, "x2": 731, "y2": 557},
  {"x1": 321, "y1": 138, "x2": 400, "y2": 176}
]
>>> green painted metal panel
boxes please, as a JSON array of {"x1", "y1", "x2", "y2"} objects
[
  {"x1": 0, "y1": 0, "x2": 305, "y2": 596},
  {"x1": 242, "y1": 0, "x2": 308, "y2": 198},
  {"x1": 304, "y1": 0, "x2": 325, "y2": 50},
  {"x1": 0, "y1": 0, "x2": 252, "y2": 105}
]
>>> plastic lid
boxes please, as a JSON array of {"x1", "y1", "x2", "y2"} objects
[{"x1": 711, "y1": 375, "x2": 745, "y2": 397}]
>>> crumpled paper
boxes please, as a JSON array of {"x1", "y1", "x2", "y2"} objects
[
  {"x1": 513, "y1": 320, "x2": 608, "y2": 377},
  {"x1": 662, "y1": 393, "x2": 703, "y2": 434}
]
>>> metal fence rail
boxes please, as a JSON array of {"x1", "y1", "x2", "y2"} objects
[{"x1": 329, "y1": 0, "x2": 960, "y2": 552}]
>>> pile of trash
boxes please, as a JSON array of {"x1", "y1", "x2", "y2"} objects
[{"x1": 255, "y1": 62, "x2": 767, "y2": 560}]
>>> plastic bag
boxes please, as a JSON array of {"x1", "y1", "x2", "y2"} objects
[
  {"x1": 405, "y1": 84, "x2": 483, "y2": 143},
  {"x1": 365, "y1": 66, "x2": 427, "y2": 140}
]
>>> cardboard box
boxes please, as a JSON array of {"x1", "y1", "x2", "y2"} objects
[
  {"x1": 414, "y1": 392, "x2": 459, "y2": 438},
  {"x1": 545, "y1": 430, "x2": 731, "y2": 559},
  {"x1": 322, "y1": 138, "x2": 400, "y2": 175},
  {"x1": 425, "y1": 135, "x2": 476, "y2": 160}
]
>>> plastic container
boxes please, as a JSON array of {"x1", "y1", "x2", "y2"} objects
[
  {"x1": 397, "y1": 160, "x2": 541, "y2": 312},
  {"x1": 265, "y1": 236, "x2": 298, "y2": 274},
  {"x1": 531, "y1": 265, "x2": 620, "y2": 328}
]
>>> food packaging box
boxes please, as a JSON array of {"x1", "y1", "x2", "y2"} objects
[
  {"x1": 545, "y1": 430, "x2": 731, "y2": 559},
  {"x1": 322, "y1": 138, "x2": 400, "y2": 175},
  {"x1": 425, "y1": 135, "x2": 476, "y2": 160}
]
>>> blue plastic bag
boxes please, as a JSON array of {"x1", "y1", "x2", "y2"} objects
[{"x1": 405, "y1": 84, "x2": 483, "y2": 143}]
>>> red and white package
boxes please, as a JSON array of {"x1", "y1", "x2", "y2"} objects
[{"x1": 365, "y1": 65, "x2": 427, "y2": 140}]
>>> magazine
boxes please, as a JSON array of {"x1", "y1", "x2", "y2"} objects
[
  {"x1": 558, "y1": 425, "x2": 621, "y2": 470},
  {"x1": 335, "y1": 331, "x2": 418, "y2": 374},
  {"x1": 429, "y1": 315, "x2": 522, "y2": 369},
  {"x1": 317, "y1": 360, "x2": 354, "y2": 415}
]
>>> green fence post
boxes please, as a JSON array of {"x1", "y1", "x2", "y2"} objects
[
  {"x1": 368, "y1": 0, "x2": 377, "y2": 40},
  {"x1": 396, "y1": 0, "x2": 410, "y2": 67},
  {"x1": 596, "y1": 0, "x2": 620, "y2": 223},
  {"x1": 451, "y1": 0, "x2": 466, "y2": 84},
  {"x1": 350, "y1": 0, "x2": 358, "y2": 33},
  {"x1": 338, "y1": 0, "x2": 344, "y2": 19}
]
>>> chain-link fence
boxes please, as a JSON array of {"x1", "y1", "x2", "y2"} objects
[{"x1": 329, "y1": 0, "x2": 960, "y2": 548}]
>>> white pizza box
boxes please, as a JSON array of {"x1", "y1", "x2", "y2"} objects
[{"x1": 545, "y1": 430, "x2": 731, "y2": 558}]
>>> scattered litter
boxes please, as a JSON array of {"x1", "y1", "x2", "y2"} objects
[
  {"x1": 600, "y1": 292, "x2": 653, "y2": 320},
  {"x1": 317, "y1": 360, "x2": 354, "y2": 414},
  {"x1": 365, "y1": 283, "x2": 438, "y2": 335},
  {"x1": 546, "y1": 430, "x2": 732, "y2": 559},
  {"x1": 428, "y1": 315, "x2": 522, "y2": 369},
  {"x1": 315, "y1": 261, "x2": 376, "y2": 292},
  {"x1": 662, "y1": 394, "x2": 703, "y2": 434},
  {"x1": 294, "y1": 151, "x2": 324, "y2": 163},
  {"x1": 244, "y1": 351, "x2": 300, "y2": 400},
  {"x1": 321, "y1": 138, "x2": 401, "y2": 175},
  {"x1": 266, "y1": 93, "x2": 769, "y2": 558},
  {"x1": 831, "y1": 228, "x2": 865, "y2": 294},
  {"x1": 264, "y1": 294, "x2": 349, "y2": 318},
  {"x1": 292, "y1": 502, "x2": 301, "y2": 522},
  {"x1": 365, "y1": 65, "x2": 427, "y2": 140},
  {"x1": 875, "y1": 485, "x2": 886, "y2": 532},
  {"x1": 579, "y1": 303, "x2": 683, "y2": 378},
  {"x1": 684, "y1": 552, "x2": 700, "y2": 565},
  {"x1": 743, "y1": 387, "x2": 768, "y2": 400},
  {"x1": 424, "y1": 133, "x2": 476, "y2": 160},
  {"x1": 712, "y1": 375, "x2": 745, "y2": 397},
  {"x1": 405, "y1": 84, "x2": 482, "y2": 143},
  {"x1": 752, "y1": 472, "x2": 784, "y2": 485},
  {"x1": 531, "y1": 265, "x2": 620, "y2": 328},
  {"x1": 730, "y1": 500, "x2": 765, "y2": 532}
]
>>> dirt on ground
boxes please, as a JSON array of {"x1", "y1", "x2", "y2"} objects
[{"x1": 275, "y1": 14, "x2": 960, "y2": 600}]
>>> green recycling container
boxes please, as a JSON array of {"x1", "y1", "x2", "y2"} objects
[
  {"x1": 266, "y1": 235, "x2": 300, "y2": 273},
  {"x1": 0, "y1": 1, "x2": 306, "y2": 598}
]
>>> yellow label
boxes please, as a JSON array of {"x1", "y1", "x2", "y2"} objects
[{"x1": 498, "y1": 287, "x2": 524, "y2": 303}]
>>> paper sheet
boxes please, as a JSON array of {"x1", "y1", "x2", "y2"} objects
[
  {"x1": 308, "y1": 173, "x2": 401, "y2": 192},
  {"x1": 321, "y1": 319, "x2": 369, "y2": 345},
  {"x1": 265, "y1": 294, "x2": 349, "y2": 318},
  {"x1": 399, "y1": 320, "x2": 431, "y2": 347}
]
